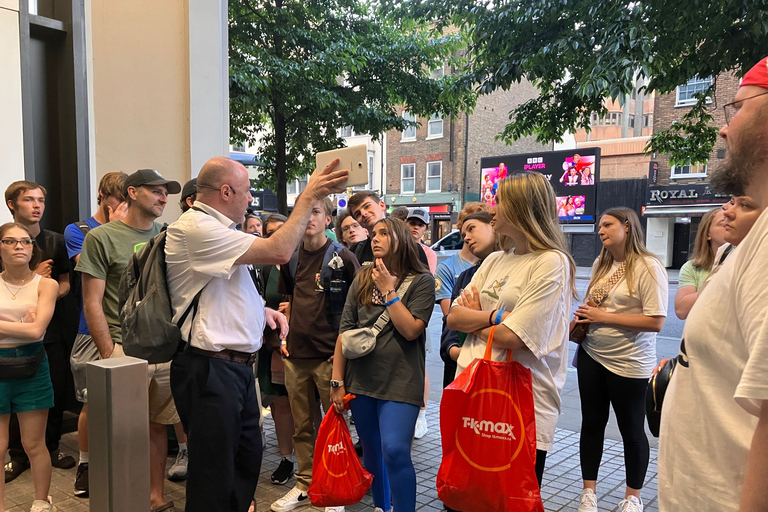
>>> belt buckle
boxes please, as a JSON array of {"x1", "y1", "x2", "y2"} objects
[{"x1": 246, "y1": 353, "x2": 257, "y2": 366}]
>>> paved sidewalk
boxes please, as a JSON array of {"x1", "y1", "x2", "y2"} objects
[{"x1": 4, "y1": 404, "x2": 658, "y2": 511}]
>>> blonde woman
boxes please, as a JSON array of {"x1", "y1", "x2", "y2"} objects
[
  {"x1": 446, "y1": 171, "x2": 576, "y2": 487},
  {"x1": 573, "y1": 207, "x2": 668, "y2": 512},
  {"x1": 674, "y1": 208, "x2": 726, "y2": 319}
]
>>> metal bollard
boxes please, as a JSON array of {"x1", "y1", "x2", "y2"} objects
[{"x1": 87, "y1": 356, "x2": 151, "y2": 512}]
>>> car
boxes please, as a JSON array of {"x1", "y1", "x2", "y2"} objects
[{"x1": 431, "y1": 230, "x2": 463, "y2": 263}]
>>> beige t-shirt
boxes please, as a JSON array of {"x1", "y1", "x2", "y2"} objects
[{"x1": 582, "y1": 256, "x2": 668, "y2": 379}]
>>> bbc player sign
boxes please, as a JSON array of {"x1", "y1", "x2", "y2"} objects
[{"x1": 480, "y1": 148, "x2": 600, "y2": 224}]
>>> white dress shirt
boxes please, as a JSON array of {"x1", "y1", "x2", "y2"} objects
[{"x1": 165, "y1": 201, "x2": 265, "y2": 353}]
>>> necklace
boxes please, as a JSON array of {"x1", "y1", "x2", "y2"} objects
[{"x1": 1, "y1": 272, "x2": 33, "y2": 300}]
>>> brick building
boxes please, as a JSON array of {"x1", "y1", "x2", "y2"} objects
[
  {"x1": 644, "y1": 73, "x2": 738, "y2": 267},
  {"x1": 385, "y1": 79, "x2": 546, "y2": 243}
]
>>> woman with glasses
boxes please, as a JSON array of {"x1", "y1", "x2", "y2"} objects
[{"x1": 0, "y1": 223, "x2": 59, "y2": 512}]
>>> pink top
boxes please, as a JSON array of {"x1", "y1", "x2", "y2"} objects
[
  {"x1": 422, "y1": 244, "x2": 438, "y2": 274},
  {"x1": 0, "y1": 273, "x2": 44, "y2": 346}
]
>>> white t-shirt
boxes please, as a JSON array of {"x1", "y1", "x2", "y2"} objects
[
  {"x1": 166, "y1": 201, "x2": 265, "y2": 353},
  {"x1": 455, "y1": 249, "x2": 572, "y2": 451},
  {"x1": 582, "y1": 257, "x2": 668, "y2": 379},
  {"x1": 659, "y1": 208, "x2": 768, "y2": 511}
]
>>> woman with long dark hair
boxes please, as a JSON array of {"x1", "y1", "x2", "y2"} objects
[
  {"x1": 0, "y1": 223, "x2": 58, "y2": 512},
  {"x1": 331, "y1": 218, "x2": 434, "y2": 512},
  {"x1": 573, "y1": 207, "x2": 668, "y2": 512}
]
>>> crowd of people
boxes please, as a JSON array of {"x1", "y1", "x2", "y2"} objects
[{"x1": 1, "y1": 56, "x2": 768, "y2": 512}]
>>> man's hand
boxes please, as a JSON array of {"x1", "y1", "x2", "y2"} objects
[
  {"x1": 107, "y1": 201, "x2": 128, "y2": 222},
  {"x1": 35, "y1": 259, "x2": 53, "y2": 278},
  {"x1": 302, "y1": 158, "x2": 349, "y2": 202},
  {"x1": 265, "y1": 307, "x2": 289, "y2": 340}
]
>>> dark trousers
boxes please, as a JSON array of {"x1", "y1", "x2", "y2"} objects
[
  {"x1": 444, "y1": 450, "x2": 547, "y2": 512},
  {"x1": 171, "y1": 350, "x2": 263, "y2": 512},
  {"x1": 9, "y1": 340, "x2": 67, "y2": 460},
  {"x1": 577, "y1": 345, "x2": 650, "y2": 489}
]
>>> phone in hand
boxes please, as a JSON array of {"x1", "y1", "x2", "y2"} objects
[{"x1": 315, "y1": 145, "x2": 369, "y2": 188}]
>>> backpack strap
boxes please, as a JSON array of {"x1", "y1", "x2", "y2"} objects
[{"x1": 75, "y1": 221, "x2": 91, "y2": 236}]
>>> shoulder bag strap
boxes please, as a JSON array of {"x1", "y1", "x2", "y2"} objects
[
  {"x1": 371, "y1": 274, "x2": 417, "y2": 334},
  {"x1": 587, "y1": 261, "x2": 627, "y2": 306}
]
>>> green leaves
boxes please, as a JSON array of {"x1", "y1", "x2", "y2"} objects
[
  {"x1": 386, "y1": 0, "x2": 768, "y2": 163},
  {"x1": 230, "y1": 0, "x2": 475, "y2": 212}
]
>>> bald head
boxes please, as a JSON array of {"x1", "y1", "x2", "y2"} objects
[{"x1": 197, "y1": 157, "x2": 247, "y2": 196}]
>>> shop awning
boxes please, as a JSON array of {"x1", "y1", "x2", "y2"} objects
[{"x1": 643, "y1": 204, "x2": 725, "y2": 216}]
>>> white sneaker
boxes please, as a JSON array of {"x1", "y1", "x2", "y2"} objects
[
  {"x1": 325, "y1": 507, "x2": 345, "y2": 512},
  {"x1": 577, "y1": 488, "x2": 598, "y2": 512},
  {"x1": 30, "y1": 497, "x2": 56, "y2": 512},
  {"x1": 167, "y1": 448, "x2": 188, "y2": 481},
  {"x1": 271, "y1": 486, "x2": 310, "y2": 512},
  {"x1": 413, "y1": 413, "x2": 428, "y2": 439},
  {"x1": 618, "y1": 495, "x2": 643, "y2": 512}
]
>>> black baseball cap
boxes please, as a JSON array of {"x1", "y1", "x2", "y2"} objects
[
  {"x1": 123, "y1": 169, "x2": 181, "y2": 195},
  {"x1": 181, "y1": 178, "x2": 197, "y2": 200}
]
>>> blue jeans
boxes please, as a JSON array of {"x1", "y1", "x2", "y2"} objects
[{"x1": 350, "y1": 395, "x2": 420, "y2": 512}]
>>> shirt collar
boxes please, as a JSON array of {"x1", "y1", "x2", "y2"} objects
[{"x1": 191, "y1": 200, "x2": 237, "y2": 229}]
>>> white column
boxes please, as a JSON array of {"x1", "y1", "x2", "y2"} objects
[{"x1": 646, "y1": 216, "x2": 674, "y2": 267}]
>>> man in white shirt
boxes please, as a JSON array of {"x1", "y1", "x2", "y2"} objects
[
  {"x1": 165, "y1": 156, "x2": 347, "y2": 512},
  {"x1": 659, "y1": 56, "x2": 768, "y2": 512}
]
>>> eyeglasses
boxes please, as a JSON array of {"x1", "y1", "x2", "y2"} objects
[
  {"x1": 198, "y1": 184, "x2": 237, "y2": 195},
  {"x1": 723, "y1": 90, "x2": 768, "y2": 125},
  {"x1": 1, "y1": 238, "x2": 35, "y2": 247},
  {"x1": 341, "y1": 222, "x2": 362, "y2": 233}
]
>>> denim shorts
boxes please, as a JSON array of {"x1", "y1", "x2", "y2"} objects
[{"x1": 0, "y1": 342, "x2": 54, "y2": 414}]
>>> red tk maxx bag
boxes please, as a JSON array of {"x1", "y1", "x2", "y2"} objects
[
  {"x1": 308, "y1": 394, "x2": 373, "y2": 507},
  {"x1": 437, "y1": 326, "x2": 543, "y2": 512}
]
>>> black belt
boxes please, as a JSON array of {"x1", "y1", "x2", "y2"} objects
[{"x1": 188, "y1": 346, "x2": 257, "y2": 366}]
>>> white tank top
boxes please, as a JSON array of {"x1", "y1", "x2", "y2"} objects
[{"x1": 0, "y1": 273, "x2": 45, "y2": 346}]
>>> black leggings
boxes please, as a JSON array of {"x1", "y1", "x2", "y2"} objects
[{"x1": 577, "y1": 346, "x2": 649, "y2": 489}]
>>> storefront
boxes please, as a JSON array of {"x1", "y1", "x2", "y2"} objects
[
  {"x1": 386, "y1": 193, "x2": 460, "y2": 245},
  {"x1": 643, "y1": 184, "x2": 729, "y2": 268}
]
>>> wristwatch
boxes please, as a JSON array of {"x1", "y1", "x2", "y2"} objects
[{"x1": 330, "y1": 379, "x2": 344, "y2": 388}]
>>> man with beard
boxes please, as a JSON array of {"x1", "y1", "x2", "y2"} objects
[{"x1": 658, "y1": 57, "x2": 768, "y2": 512}]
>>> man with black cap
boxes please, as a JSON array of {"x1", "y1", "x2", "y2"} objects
[
  {"x1": 76, "y1": 168, "x2": 182, "y2": 511},
  {"x1": 658, "y1": 58, "x2": 768, "y2": 512},
  {"x1": 179, "y1": 178, "x2": 197, "y2": 213}
]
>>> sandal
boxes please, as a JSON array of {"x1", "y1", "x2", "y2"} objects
[{"x1": 151, "y1": 502, "x2": 177, "y2": 512}]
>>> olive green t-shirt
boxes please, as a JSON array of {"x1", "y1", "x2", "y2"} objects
[{"x1": 75, "y1": 220, "x2": 162, "y2": 344}]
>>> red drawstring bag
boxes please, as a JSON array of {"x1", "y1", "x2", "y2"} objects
[
  {"x1": 308, "y1": 394, "x2": 373, "y2": 507},
  {"x1": 437, "y1": 326, "x2": 543, "y2": 512}
]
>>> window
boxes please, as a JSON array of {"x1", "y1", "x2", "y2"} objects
[
  {"x1": 628, "y1": 115, "x2": 635, "y2": 128},
  {"x1": 339, "y1": 126, "x2": 354, "y2": 138},
  {"x1": 676, "y1": 77, "x2": 713, "y2": 107},
  {"x1": 671, "y1": 162, "x2": 708, "y2": 178},
  {"x1": 287, "y1": 180, "x2": 297, "y2": 195},
  {"x1": 644, "y1": 114, "x2": 653, "y2": 128},
  {"x1": 426, "y1": 161, "x2": 442, "y2": 192},
  {"x1": 427, "y1": 114, "x2": 443, "y2": 138},
  {"x1": 401, "y1": 163, "x2": 415, "y2": 194},
  {"x1": 232, "y1": 143, "x2": 246, "y2": 152},
  {"x1": 401, "y1": 111, "x2": 416, "y2": 141},
  {"x1": 298, "y1": 175, "x2": 309, "y2": 192},
  {"x1": 591, "y1": 112, "x2": 622, "y2": 125},
  {"x1": 367, "y1": 151, "x2": 375, "y2": 190}
]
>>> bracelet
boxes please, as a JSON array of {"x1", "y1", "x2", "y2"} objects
[
  {"x1": 386, "y1": 289, "x2": 396, "y2": 297},
  {"x1": 488, "y1": 309, "x2": 496, "y2": 326},
  {"x1": 494, "y1": 309, "x2": 504, "y2": 325},
  {"x1": 385, "y1": 296, "x2": 400, "y2": 307}
]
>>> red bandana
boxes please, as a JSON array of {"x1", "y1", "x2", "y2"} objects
[{"x1": 741, "y1": 57, "x2": 768, "y2": 89}]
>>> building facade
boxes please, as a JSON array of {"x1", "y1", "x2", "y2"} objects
[{"x1": 644, "y1": 73, "x2": 738, "y2": 267}]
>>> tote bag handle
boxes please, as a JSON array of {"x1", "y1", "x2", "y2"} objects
[{"x1": 482, "y1": 325, "x2": 512, "y2": 363}]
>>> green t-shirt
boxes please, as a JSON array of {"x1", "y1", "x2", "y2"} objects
[
  {"x1": 678, "y1": 260, "x2": 710, "y2": 291},
  {"x1": 75, "y1": 220, "x2": 162, "y2": 344}
]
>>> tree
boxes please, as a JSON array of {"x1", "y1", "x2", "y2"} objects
[
  {"x1": 229, "y1": 0, "x2": 475, "y2": 214},
  {"x1": 382, "y1": 0, "x2": 768, "y2": 165}
]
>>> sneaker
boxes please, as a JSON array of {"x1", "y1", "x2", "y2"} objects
[
  {"x1": 271, "y1": 457, "x2": 295, "y2": 485},
  {"x1": 50, "y1": 450, "x2": 76, "y2": 470},
  {"x1": 577, "y1": 488, "x2": 598, "y2": 512},
  {"x1": 4, "y1": 458, "x2": 30, "y2": 483},
  {"x1": 29, "y1": 497, "x2": 56, "y2": 512},
  {"x1": 167, "y1": 448, "x2": 188, "y2": 482},
  {"x1": 271, "y1": 486, "x2": 310, "y2": 512},
  {"x1": 414, "y1": 414, "x2": 428, "y2": 439},
  {"x1": 73, "y1": 463, "x2": 89, "y2": 498},
  {"x1": 618, "y1": 495, "x2": 643, "y2": 512},
  {"x1": 325, "y1": 508, "x2": 345, "y2": 512}
]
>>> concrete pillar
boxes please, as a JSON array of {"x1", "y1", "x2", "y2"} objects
[{"x1": 87, "y1": 356, "x2": 150, "y2": 512}]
